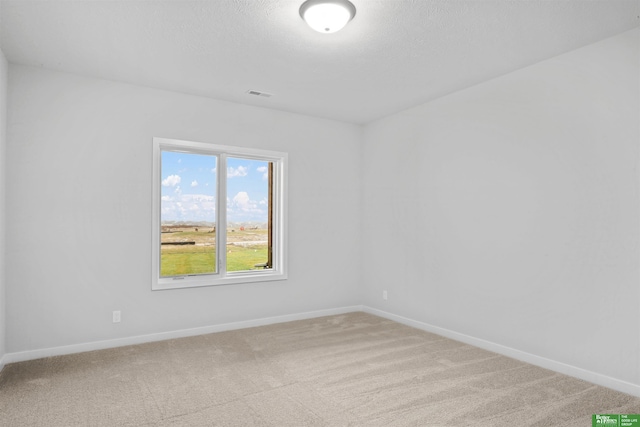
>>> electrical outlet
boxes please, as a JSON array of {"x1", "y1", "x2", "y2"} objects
[
  {"x1": 112, "y1": 310, "x2": 121, "y2": 323},
  {"x1": 383, "y1": 290, "x2": 388, "y2": 300}
]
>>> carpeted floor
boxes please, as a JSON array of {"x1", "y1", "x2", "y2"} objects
[{"x1": 1, "y1": 312, "x2": 639, "y2": 426}]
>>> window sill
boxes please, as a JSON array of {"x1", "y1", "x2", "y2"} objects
[{"x1": 152, "y1": 270, "x2": 288, "y2": 291}]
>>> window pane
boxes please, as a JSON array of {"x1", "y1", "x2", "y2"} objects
[
  {"x1": 160, "y1": 151, "x2": 217, "y2": 277},
  {"x1": 226, "y1": 157, "x2": 271, "y2": 272}
]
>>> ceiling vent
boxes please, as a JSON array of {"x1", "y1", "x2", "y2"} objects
[{"x1": 246, "y1": 90, "x2": 273, "y2": 98}]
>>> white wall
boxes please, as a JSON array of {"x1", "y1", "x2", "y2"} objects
[
  {"x1": 6, "y1": 65, "x2": 362, "y2": 354},
  {"x1": 363, "y1": 28, "x2": 640, "y2": 387},
  {"x1": 4, "y1": 22, "x2": 639, "y2": 397},
  {"x1": 0, "y1": 47, "x2": 7, "y2": 365}
]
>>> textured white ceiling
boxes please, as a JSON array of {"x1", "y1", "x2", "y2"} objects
[{"x1": 1, "y1": 0, "x2": 639, "y2": 124}]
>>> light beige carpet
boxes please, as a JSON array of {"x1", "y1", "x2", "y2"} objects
[{"x1": 1, "y1": 312, "x2": 639, "y2": 426}]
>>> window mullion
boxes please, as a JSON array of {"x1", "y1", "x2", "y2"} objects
[
  {"x1": 267, "y1": 162, "x2": 273, "y2": 269},
  {"x1": 218, "y1": 153, "x2": 228, "y2": 278},
  {"x1": 274, "y1": 159, "x2": 284, "y2": 272}
]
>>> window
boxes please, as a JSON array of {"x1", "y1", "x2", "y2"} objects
[{"x1": 152, "y1": 137, "x2": 287, "y2": 290}]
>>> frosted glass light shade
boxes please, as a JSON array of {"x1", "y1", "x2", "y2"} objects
[{"x1": 299, "y1": 0, "x2": 356, "y2": 33}]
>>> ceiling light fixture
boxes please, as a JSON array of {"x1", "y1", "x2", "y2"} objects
[{"x1": 299, "y1": 0, "x2": 356, "y2": 34}]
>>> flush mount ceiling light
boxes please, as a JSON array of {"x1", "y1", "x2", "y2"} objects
[{"x1": 299, "y1": 0, "x2": 356, "y2": 33}]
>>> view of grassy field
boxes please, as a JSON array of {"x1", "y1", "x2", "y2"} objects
[{"x1": 160, "y1": 226, "x2": 268, "y2": 276}]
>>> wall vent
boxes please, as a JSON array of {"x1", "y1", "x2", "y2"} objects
[{"x1": 246, "y1": 90, "x2": 273, "y2": 98}]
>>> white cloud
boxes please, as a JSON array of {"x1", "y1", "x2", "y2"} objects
[
  {"x1": 232, "y1": 192, "x2": 252, "y2": 210},
  {"x1": 228, "y1": 165, "x2": 248, "y2": 178},
  {"x1": 182, "y1": 194, "x2": 215, "y2": 203},
  {"x1": 257, "y1": 166, "x2": 268, "y2": 180},
  {"x1": 191, "y1": 180, "x2": 198, "y2": 187},
  {"x1": 161, "y1": 193, "x2": 216, "y2": 221},
  {"x1": 161, "y1": 201, "x2": 187, "y2": 218},
  {"x1": 162, "y1": 174, "x2": 181, "y2": 187},
  {"x1": 227, "y1": 192, "x2": 266, "y2": 222}
]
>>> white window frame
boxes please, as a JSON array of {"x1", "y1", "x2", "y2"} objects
[{"x1": 152, "y1": 137, "x2": 288, "y2": 290}]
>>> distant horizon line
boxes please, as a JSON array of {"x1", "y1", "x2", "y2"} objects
[{"x1": 161, "y1": 220, "x2": 267, "y2": 225}]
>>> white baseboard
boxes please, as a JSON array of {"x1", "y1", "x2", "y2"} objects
[
  {"x1": 3, "y1": 305, "x2": 363, "y2": 365},
  {"x1": 362, "y1": 306, "x2": 640, "y2": 398},
  {"x1": 6, "y1": 304, "x2": 639, "y2": 398}
]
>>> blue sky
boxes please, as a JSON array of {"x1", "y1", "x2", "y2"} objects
[{"x1": 161, "y1": 151, "x2": 269, "y2": 223}]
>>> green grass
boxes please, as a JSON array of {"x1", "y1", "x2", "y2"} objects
[
  {"x1": 226, "y1": 245, "x2": 269, "y2": 272},
  {"x1": 161, "y1": 245, "x2": 268, "y2": 276},
  {"x1": 160, "y1": 246, "x2": 216, "y2": 277}
]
